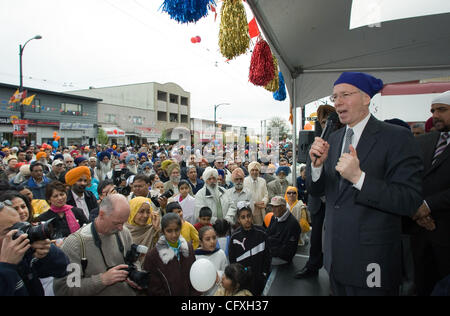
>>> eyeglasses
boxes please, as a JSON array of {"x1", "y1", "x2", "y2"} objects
[
  {"x1": 330, "y1": 91, "x2": 360, "y2": 103},
  {"x1": 0, "y1": 200, "x2": 12, "y2": 211},
  {"x1": 287, "y1": 192, "x2": 297, "y2": 195}
]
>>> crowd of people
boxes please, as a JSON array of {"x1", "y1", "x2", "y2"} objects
[
  {"x1": 0, "y1": 72, "x2": 449, "y2": 297},
  {"x1": 0, "y1": 130, "x2": 306, "y2": 296}
]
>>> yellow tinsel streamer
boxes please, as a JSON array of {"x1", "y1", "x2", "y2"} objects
[
  {"x1": 264, "y1": 54, "x2": 279, "y2": 92},
  {"x1": 219, "y1": 0, "x2": 250, "y2": 60}
]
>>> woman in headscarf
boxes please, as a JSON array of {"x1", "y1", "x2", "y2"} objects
[
  {"x1": 38, "y1": 181, "x2": 89, "y2": 240},
  {"x1": 125, "y1": 197, "x2": 161, "y2": 264},
  {"x1": 284, "y1": 186, "x2": 310, "y2": 246}
]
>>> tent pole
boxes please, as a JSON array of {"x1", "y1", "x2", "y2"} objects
[{"x1": 292, "y1": 77, "x2": 297, "y2": 183}]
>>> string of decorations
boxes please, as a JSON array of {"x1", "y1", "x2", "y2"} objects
[
  {"x1": 218, "y1": 0, "x2": 250, "y2": 60},
  {"x1": 249, "y1": 38, "x2": 274, "y2": 86},
  {"x1": 160, "y1": 0, "x2": 216, "y2": 24},
  {"x1": 273, "y1": 72, "x2": 286, "y2": 101},
  {"x1": 264, "y1": 54, "x2": 279, "y2": 92},
  {"x1": 160, "y1": 0, "x2": 287, "y2": 103}
]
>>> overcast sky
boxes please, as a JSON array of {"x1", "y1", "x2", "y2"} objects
[{"x1": 0, "y1": 0, "x2": 291, "y2": 132}]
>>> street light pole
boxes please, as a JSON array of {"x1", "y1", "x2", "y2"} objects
[
  {"x1": 19, "y1": 35, "x2": 42, "y2": 119},
  {"x1": 213, "y1": 103, "x2": 230, "y2": 140}
]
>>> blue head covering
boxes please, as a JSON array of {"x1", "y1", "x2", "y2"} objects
[
  {"x1": 384, "y1": 118, "x2": 411, "y2": 130},
  {"x1": 98, "y1": 151, "x2": 111, "y2": 161},
  {"x1": 74, "y1": 156, "x2": 87, "y2": 166},
  {"x1": 126, "y1": 154, "x2": 137, "y2": 164},
  {"x1": 276, "y1": 166, "x2": 291, "y2": 176},
  {"x1": 138, "y1": 152, "x2": 148, "y2": 161},
  {"x1": 334, "y1": 72, "x2": 383, "y2": 98}
]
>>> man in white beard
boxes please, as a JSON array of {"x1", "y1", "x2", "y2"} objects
[
  {"x1": 194, "y1": 167, "x2": 228, "y2": 224},
  {"x1": 141, "y1": 161, "x2": 154, "y2": 177},
  {"x1": 243, "y1": 161, "x2": 269, "y2": 225},
  {"x1": 96, "y1": 151, "x2": 112, "y2": 181},
  {"x1": 222, "y1": 167, "x2": 253, "y2": 226},
  {"x1": 125, "y1": 154, "x2": 138, "y2": 176},
  {"x1": 267, "y1": 166, "x2": 291, "y2": 202}
]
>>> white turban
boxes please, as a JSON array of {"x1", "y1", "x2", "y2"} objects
[
  {"x1": 432, "y1": 90, "x2": 450, "y2": 105},
  {"x1": 248, "y1": 161, "x2": 261, "y2": 172},
  {"x1": 203, "y1": 167, "x2": 218, "y2": 181}
]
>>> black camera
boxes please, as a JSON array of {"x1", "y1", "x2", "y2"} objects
[
  {"x1": 116, "y1": 185, "x2": 131, "y2": 197},
  {"x1": 123, "y1": 244, "x2": 149, "y2": 289},
  {"x1": 150, "y1": 189, "x2": 174, "y2": 208},
  {"x1": 11, "y1": 219, "x2": 55, "y2": 243}
]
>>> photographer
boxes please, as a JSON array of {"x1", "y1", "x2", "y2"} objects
[
  {"x1": 128, "y1": 175, "x2": 169, "y2": 214},
  {"x1": 53, "y1": 194, "x2": 139, "y2": 296},
  {"x1": 0, "y1": 201, "x2": 69, "y2": 296}
]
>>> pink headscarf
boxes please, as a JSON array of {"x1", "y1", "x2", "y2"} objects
[{"x1": 50, "y1": 205, "x2": 80, "y2": 234}]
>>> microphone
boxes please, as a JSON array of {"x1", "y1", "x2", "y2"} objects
[
  {"x1": 319, "y1": 111, "x2": 339, "y2": 141},
  {"x1": 314, "y1": 111, "x2": 339, "y2": 162}
]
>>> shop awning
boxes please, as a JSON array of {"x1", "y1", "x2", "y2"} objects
[{"x1": 102, "y1": 127, "x2": 125, "y2": 137}]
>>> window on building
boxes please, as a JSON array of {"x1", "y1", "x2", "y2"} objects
[
  {"x1": 105, "y1": 114, "x2": 116, "y2": 123},
  {"x1": 61, "y1": 103, "x2": 83, "y2": 116},
  {"x1": 157, "y1": 90, "x2": 167, "y2": 101},
  {"x1": 180, "y1": 97, "x2": 188, "y2": 106},
  {"x1": 157, "y1": 111, "x2": 167, "y2": 121},
  {"x1": 34, "y1": 99, "x2": 40, "y2": 113},
  {"x1": 180, "y1": 114, "x2": 188, "y2": 123},
  {"x1": 169, "y1": 113, "x2": 178, "y2": 123},
  {"x1": 133, "y1": 116, "x2": 143, "y2": 125},
  {"x1": 169, "y1": 94, "x2": 179, "y2": 104}
]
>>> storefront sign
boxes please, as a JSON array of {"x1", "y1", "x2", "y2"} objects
[
  {"x1": 12, "y1": 120, "x2": 29, "y2": 137},
  {"x1": 60, "y1": 122, "x2": 94, "y2": 130}
]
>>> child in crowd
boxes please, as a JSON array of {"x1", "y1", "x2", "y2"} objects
[
  {"x1": 151, "y1": 181, "x2": 164, "y2": 196},
  {"x1": 174, "y1": 180, "x2": 196, "y2": 224},
  {"x1": 214, "y1": 263, "x2": 253, "y2": 296},
  {"x1": 166, "y1": 201, "x2": 199, "y2": 249},
  {"x1": 143, "y1": 213, "x2": 199, "y2": 296},
  {"x1": 195, "y1": 226, "x2": 229, "y2": 296},
  {"x1": 229, "y1": 202, "x2": 271, "y2": 296},
  {"x1": 194, "y1": 206, "x2": 213, "y2": 231},
  {"x1": 213, "y1": 219, "x2": 231, "y2": 257}
]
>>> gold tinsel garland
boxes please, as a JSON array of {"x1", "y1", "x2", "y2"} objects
[
  {"x1": 264, "y1": 54, "x2": 279, "y2": 92},
  {"x1": 219, "y1": 0, "x2": 250, "y2": 60}
]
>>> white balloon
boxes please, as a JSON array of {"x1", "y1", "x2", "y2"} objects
[{"x1": 189, "y1": 258, "x2": 217, "y2": 292}]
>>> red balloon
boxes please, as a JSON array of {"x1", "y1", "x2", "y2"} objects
[
  {"x1": 114, "y1": 129, "x2": 118, "y2": 135},
  {"x1": 195, "y1": 36, "x2": 201, "y2": 43},
  {"x1": 191, "y1": 37, "x2": 196, "y2": 43}
]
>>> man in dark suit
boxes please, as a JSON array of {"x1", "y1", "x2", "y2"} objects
[
  {"x1": 307, "y1": 72, "x2": 423, "y2": 295},
  {"x1": 408, "y1": 90, "x2": 450, "y2": 296},
  {"x1": 65, "y1": 166, "x2": 98, "y2": 222}
]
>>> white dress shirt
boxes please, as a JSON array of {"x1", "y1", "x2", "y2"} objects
[{"x1": 72, "y1": 190, "x2": 90, "y2": 219}]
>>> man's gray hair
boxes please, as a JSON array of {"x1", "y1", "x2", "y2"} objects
[{"x1": 99, "y1": 195, "x2": 115, "y2": 216}]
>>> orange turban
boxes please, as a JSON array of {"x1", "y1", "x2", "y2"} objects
[
  {"x1": 36, "y1": 152, "x2": 47, "y2": 160},
  {"x1": 65, "y1": 166, "x2": 91, "y2": 186}
]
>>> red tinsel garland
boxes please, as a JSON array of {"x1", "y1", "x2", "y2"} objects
[{"x1": 249, "y1": 39, "x2": 275, "y2": 86}]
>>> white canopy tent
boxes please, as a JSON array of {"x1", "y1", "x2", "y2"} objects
[{"x1": 247, "y1": 0, "x2": 450, "y2": 179}]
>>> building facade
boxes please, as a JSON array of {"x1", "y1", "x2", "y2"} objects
[
  {"x1": 69, "y1": 82, "x2": 191, "y2": 145},
  {"x1": 0, "y1": 83, "x2": 99, "y2": 146}
]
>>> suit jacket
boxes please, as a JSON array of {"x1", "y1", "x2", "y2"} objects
[
  {"x1": 66, "y1": 190, "x2": 98, "y2": 218},
  {"x1": 406, "y1": 132, "x2": 450, "y2": 245},
  {"x1": 307, "y1": 115, "x2": 423, "y2": 290}
]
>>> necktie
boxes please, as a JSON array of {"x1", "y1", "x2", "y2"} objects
[
  {"x1": 432, "y1": 132, "x2": 449, "y2": 165},
  {"x1": 339, "y1": 128, "x2": 354, "y2": 189},
  {"x1": 343, "y1": 128, "x2": 354, "y2": 154}
]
